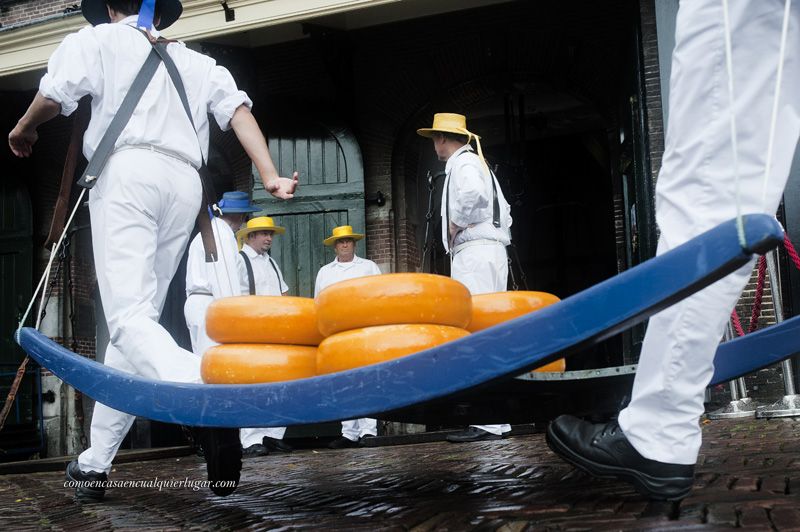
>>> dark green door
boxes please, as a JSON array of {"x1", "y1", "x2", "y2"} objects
[
  {"x1": 0, "y1": 179, "x2": 39, "y2": 457},
  {"x1": 253, "y1": 120, "x2": 366, "y2": 297}
]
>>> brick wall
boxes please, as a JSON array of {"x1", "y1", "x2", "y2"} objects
[
  {"x1": 0, "y1": 1, "x2": 78, "y2": 29},
  {"x1": 639, "y1": 0, "x2": 665, "y2": 189}
]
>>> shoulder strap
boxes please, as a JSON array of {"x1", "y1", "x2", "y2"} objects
[
  {"x1": 149, "y1": 41, "x2": 201, "y2": 157},
  {"x1": 489, "y1": 170, "x2": 501, "y2": 228},
  {"x1": 239, "y1": 251, "x2": 256, "y2": 295},
  {"x1": 77, "y1": 48, "x2": 162, "y2": 189}
]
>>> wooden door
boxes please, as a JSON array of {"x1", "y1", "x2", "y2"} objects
[{"x1": 253, "y1": 120, "x2": 365, "y2": 297}]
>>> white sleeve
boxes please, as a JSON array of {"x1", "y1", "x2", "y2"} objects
[
  {"x1": 371, "y1": 262, "x2": 382, "y2": 275},
  {"x1": 39, "y1": 28, "x2": 102, "y2": 116},
  {"x1": 314, "y1": 269, "x2": 324, "y2": 297},
  {"x1": 450, "y1": 163, "x2": 489, "y2": 228},
  {"x1": 206, "y1": 64, "x2": 252, "y2": 131}
]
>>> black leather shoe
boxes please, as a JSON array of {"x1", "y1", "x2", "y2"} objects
[
  {"x1": 446, "y1": 427, "x2": 502, "y2": 443},
  {"x1": 242, "y1": 443, "x2": 270, "y2": 458},
  {"x1": 546, "y1": 415, "x2": 695, "y2": 500},
  {"x1": 359, "y1": 434, "x2": 377, "y2": 447},
  {"x1": 195, "y1": 428, "x2": 242, "y2": 496},
  {"x1": 65, "y1": 460, "x2": 107, "y2": 502},
  {"x1": 262, "y1": 436, "x2": 293, "y2": 453},
  {"x1": 328, "y1": 436, "x2": 359, "y2": 449}
]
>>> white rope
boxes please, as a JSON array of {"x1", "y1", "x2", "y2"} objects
[
  {"x1": 722, "y1": 0, "x2": 793, "y2": 248},
  {"x1": 721, "y1": 0, "x2": 746, "y2": 249},
  {"x1": 761, "y1": 0, "x2": 793, "y2": 211},
  {"x1": 18, "y1": 188, "x2": 87, "y2": 331}
]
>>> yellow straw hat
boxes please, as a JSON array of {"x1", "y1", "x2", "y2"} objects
[
  {"x1": 323, "y1": 225, "x2": 364, "y2": 247},
  {"x1": 416, "y1": 113, "x2": 480, "y2": 139},
  {"x1": 417, "y1": 113, "x2": 490, "y2": 173},
  {"x1": 237, "y1": 216, "x2": 285, "y2": 249}
]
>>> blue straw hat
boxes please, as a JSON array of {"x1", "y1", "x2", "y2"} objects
[{"x1": 217, "y1": 191, "x2": 261, "y2": 214}]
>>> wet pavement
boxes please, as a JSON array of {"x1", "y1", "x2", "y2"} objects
[{"x1": 1, "y1": 417, "x2": 799, "y2": 530}]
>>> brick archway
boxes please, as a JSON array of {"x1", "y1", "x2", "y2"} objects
[{"x1": 389, "y1": 65, "x2": 619, "y2": 273}]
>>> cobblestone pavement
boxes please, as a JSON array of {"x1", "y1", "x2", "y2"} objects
[{"x1": 1, "y1": 418, "x2": 799, "y2": 530}]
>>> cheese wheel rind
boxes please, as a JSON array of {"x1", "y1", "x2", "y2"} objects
[
  {"x1": 315, "y1": 273, "x2": 472, "y2": 337},
  {"x1": 201, "y1": 343, "x2": 317, "y2": 384},
  {"x1": 467, "y1": 291, "x2": 561, "y2": 332},
  {"x1": 317, "y1": 323, "x2": 469, "y2": 375},
  {"x1": 535, "y1": 359, "x2": 566, "y2": 372},
  {"x1": 469, "y1": 291, "x2": 565, "y2": 373},
  {"x1": 206, "y1": 296, "x2": 324, "y2": 346}
]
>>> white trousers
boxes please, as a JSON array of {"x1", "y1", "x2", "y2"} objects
[
  {"x1": 618, "y1": 0, "x2": 800, "y2": 465},
  {"x1": 184, "y1": 294, "x2": 288, "y2": 446},
  {"x1": 79, "y1": 150, "x2": 203, "y2": 474},
  {"x1": 340, "y1": 418, "x2": 377, "y2": 441},
  {"x1": 451, "y1": 242, "x2": 511, "y2": 435}
]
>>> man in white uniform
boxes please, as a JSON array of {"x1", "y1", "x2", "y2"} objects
[
  {"x1": 8, "y1": 0, "x2": 297, "y2": 500},
  {"x1": 418, "y1": 113, "x2": 514, "y2": 443},
  {"x1": 235, "y1": 216, "x2": 294, "y2": 456},
  {"x1": 546, "y1": 1, "x2": 800, "y2": 500},
  {"x1": 314, "y1": 226, "x2": 382, "y2": 448},
  {"x1": 185, "y1": 192, "x2": 259, "y2": 360}
]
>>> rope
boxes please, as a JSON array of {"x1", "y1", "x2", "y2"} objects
[
  {"x1": 730, "y1": 254, "x2": 768, "y2": 337},
  {"x1": 783, "y1": 233, "x2": 800, "y2": 270},
  {"x1": 0, "y1": 237, "x2": 69, "y2": 433},
  {"x1": 17, "y1": 188, "x2": 87, "y2": 331},
  {"x1": 731, "y1": 307, "x2": 746, "y2": 337},
  {"x1": 721, "y1": 0, "x2": 746, "y2": 249},
  {"x1": 762, "y1": 0, "x2": 793, "y2": 210},
  {"x1": 721, "y1": 0, "x2": 793, "y2": 248}
]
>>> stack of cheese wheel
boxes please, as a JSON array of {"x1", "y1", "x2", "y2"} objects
[
  {"x1": 202, "y1": 296, "x2": 323, "y2": 384},
  {"x1": 316, "y1": 273, "x2": 472, "y2": 374},
  {"x1": 468, "y1": 291, "x2": 566, "y2": 373}
]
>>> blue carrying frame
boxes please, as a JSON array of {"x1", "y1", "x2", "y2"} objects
[{"x1": 16, "y1": 214, "x2": 798, "y2": 427}]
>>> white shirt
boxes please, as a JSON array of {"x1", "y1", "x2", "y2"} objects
[
  {"x1": 441, "y1": 145, "x2": 512, "y2": 250},
  {"x1": 185, "y1": 217, "x2": 241, "y2": 298},
  {"x1": 314, "y1": 255, "x2": 382, "y2": 297},
  {"x1": 238, "y1": 243, "x2": 289, "y2": 296},
  {"x1": 39, "y1": 16, "x2": 252, "y2": 167}
]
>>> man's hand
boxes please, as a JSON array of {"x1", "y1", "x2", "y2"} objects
[
  {"x1": 229, "y1": 106, "x2": 300, "y2": 201},
  {"x1": 8, "y1": 123, "x2": 38, "y2": 158},
  {"x1": 8, "y1": 93, "x2": 61, "y2": 158},
  {"x1": 265, "y1": 172, "x2": 299, "y2": 200},
  {"x1": 448, "y1": 221, "x2": 462, "y2": 250}
]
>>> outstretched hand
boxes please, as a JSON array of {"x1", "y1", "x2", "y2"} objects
[
  {"x1": 8, "y1": 124, "x2": 38, "y2": 158},
  {"x1": 265, "y1": 171, "x2": 299, "y2": 200}
]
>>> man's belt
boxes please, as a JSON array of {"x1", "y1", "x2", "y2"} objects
[
  {"x1": 451, "y1": 239, "x2": 504, "y2": 256},
  {"x1": 114, "y1": 144, "x2": 199, "y2": 169},
  {"x1": 187, "y1": 290, "x2": 213, "y2": 297}
]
